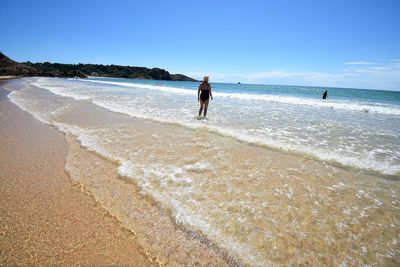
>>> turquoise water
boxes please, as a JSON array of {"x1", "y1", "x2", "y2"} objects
[{"x1": 89, "y1": 77, "x2": 400, "y2": 104}]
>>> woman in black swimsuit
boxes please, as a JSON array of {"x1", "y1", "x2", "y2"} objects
[{"x1": 197, "y1": 76, "x2": 213, "y2": 117}]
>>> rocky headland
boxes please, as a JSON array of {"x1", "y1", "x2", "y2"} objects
[{"x1": 0, "y1": 52, "x2": 197, "y2": 81}]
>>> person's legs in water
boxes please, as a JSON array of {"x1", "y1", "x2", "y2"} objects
[
  {"x1": 199, "y1": 100, "x2": 204, "y2": 116},
  {"x1": 203, "y1": 100, "x2": 209, "y2": 117}
]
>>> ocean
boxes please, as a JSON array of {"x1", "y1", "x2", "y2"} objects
[{"x1": 6, "y1": 77, "x2": 400, "y2": 265}]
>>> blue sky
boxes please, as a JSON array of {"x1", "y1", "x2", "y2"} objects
[{"x1": 1, "y1": 0, "x2": 399, "y2": 90}]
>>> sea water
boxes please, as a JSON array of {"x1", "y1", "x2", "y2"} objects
[
  {"x1": 6, "y1": 77, "x2": 400, "y2": 266},
  {"x1": 32, "y1": 77, "x2": 400, "y2": 175}
]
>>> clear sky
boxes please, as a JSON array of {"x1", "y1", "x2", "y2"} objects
[{"x1": 1, "y1": 0, "x2": 399, "y2": 90}]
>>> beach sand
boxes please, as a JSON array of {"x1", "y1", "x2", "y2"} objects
[
  {"x1": 0, "y1": 76, "x2": 17, "y2": 80},
  {"x1": 0, "y1": 83, "x2": 156, "y2": 266}
]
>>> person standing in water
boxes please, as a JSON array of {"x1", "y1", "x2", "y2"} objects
[
  {"x1": 322, "y1": 90, "x2": 328, "y2": 99},
  {"x1": 198, "y1": 76, "x2": 213, "y2": 117}
]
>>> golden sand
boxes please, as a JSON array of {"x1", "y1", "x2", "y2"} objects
[{"x1": 0, "y1": 88, "x2": 156, "y2": 266}]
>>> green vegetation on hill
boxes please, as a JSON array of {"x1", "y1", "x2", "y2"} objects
[
  {"x1": 0, "y1": 52, "x2": 198, "y2": 81},
  {"x1": 0, "y1": 52, "x2": 37, "y2": 76}
]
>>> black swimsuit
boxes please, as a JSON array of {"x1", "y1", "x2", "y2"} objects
[{"x1": 200, "y1": 90, "x2": 210, "y2": 101}]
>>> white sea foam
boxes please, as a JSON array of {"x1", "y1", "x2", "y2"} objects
[
  {"x1": 117, "y1": 160, "x2": 269, "y2": 266},
  {"x1": 55, "y1": 123, "x2": 120, "y2": 161},
  {"x1": 118, "y1": 160, "x2": 136, "y2": 177},
  {"x1": 203, "y1": 125, "x2": 400, "y2": 176},
  {"x1": 184, "y1": 162, "x2": 213, "y2": 173},
  {"x1": 81, "y1": 78, "x2": 400, "y2": 116},
  {"x1": 8, "y1": 91, "x2": 51, "y2": 125},
  {"x1": 82, "y1": 79, "x2": 197, "y2": 96},
  {"x1": 216, "y1": 92, "x2": 400, "y2": 116},
  {"x1": 32, "y1": 79, "x2": 92, "y2": 100}
]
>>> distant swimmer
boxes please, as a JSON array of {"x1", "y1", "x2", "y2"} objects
[
  {"x1": 197, "y1": 76, "x2": 213, "y2": 117},
  {"x1": 322, "y1": 90, "x2": 328, "y2": 99}
]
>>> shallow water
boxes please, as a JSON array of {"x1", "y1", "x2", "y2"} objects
[
  {"x1": 30, "y1": 77, "x2": 400, "y2": 176},
  {"x1": 6, "y1": 78, "x2": 400, "y2": 266}
]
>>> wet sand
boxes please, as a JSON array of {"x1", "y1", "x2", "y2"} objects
[{"x1": 0, "y1": 84, "x2": 156, "y2": 266}]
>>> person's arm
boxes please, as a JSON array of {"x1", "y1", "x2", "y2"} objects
[
  {"x1": 198, "y1": 84, "x2": 201, "y2": 101},
  {"x1": 209, "y1": 84, "x2": 213, "y2": 100}
]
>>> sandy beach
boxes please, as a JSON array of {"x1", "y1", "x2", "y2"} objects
[
  {"x1": 1, "y1": 1, "x2": 399, "y2": 265},
  {"x1": 0, "y1": 81, "x2": 156, "y2": 266}
]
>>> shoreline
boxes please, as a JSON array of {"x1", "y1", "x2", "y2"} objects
[
  {"x1": 0, "y1": 76, "x2": 17, "y2": 80},
  {"x1": 3, "y1": 77, "x2": 399, "y2": 265},
  {"x1": 0, "y1": 81, "x2": 156, "y2": 266},
  {"x1": 0, "y1": 79, "x2": 231, "y2": 266}
]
